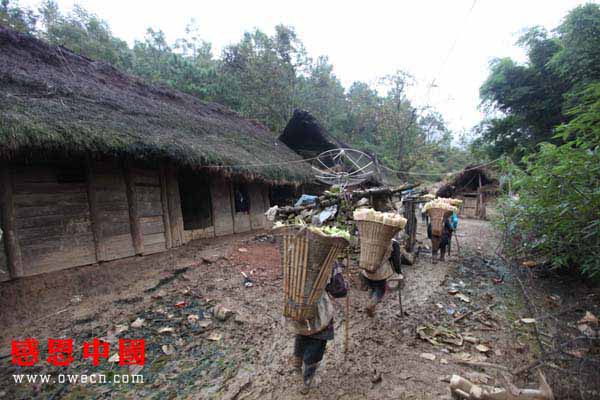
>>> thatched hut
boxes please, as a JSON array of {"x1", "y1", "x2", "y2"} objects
[
  {"x1": 436, "y1": 165, "x2": 499, "y2": 219},
  {"x1": 0, "y1": 27, "x2": 311, "y2": 281},
  {"x1": 279, "y1": 110, "x2": 400, "y2": 189}
]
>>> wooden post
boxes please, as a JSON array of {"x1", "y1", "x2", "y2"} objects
[
  {"x1": 86, "y1": 158, "x2": 105, "y2": 262},
  {"x1": 403, "y1": 199, "x2": 417, "y2": 252},
  {"x1": 165, "y1": 166, "x2": 184, "y2": 246},
  {"x1": 0, "y1": 167, "x2": 23, "y2": 278},
  {"x1": 478, "y1": 174, "x2": 483, "y2": 219},
  {"x1": 124, "y1": 163, "x2": 144, "y2": 255},
  {"x1": 229, "y1": 182, "x2": 236, "y2": 233},
  {"x1": 159, "y1": 165, "x2": 173, "y2": 249}
]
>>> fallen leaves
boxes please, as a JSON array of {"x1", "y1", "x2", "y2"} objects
[
  {"x1": 455, "y1": 293, "x2": 471, "y2": 303},
  {"x1": 131, "y1": 318, "x2": 145, "y2": 328},
  {"x1": 579, "y1": 311, "x2": 598, "y2": 326},
  {"x1": 214, "y1": 304, "x2": 234, "y2": 321},
  {"x1": 577, "y1": 311, "x2": 599, "y2": 337},
  {"x1": 475, "y1": 344, "x2": 490, "y2": 353},
  {"x1": 417, "y1": 325, "x2": 464, "y2": 347},
  {"x1": 520, "y1": 318, "x2": 537, "y2": 324},
  {"x1": 161, "y1": 344, "x2": 175, "y2": 355},
  {"x1": 465, "y1": 371, "x2": 492, "y2": 384},
  {"x1": 208, "y1": 332, "x2": 222, "y2": 342}
]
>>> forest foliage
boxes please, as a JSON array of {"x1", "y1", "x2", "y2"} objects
[
  {"x1": 0, "y1": 0, "x2": 477, "y2": 181},
  {"x1": 480, "y1": 4, "x2": 600, "y2": 278}
]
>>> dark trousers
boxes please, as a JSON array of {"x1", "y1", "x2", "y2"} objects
[
  {"x1": 360, "y1": 274, "x2": 387, "y2": 300},
  {"x1": 294, "y1": 334, "x2": 327, "y2": 381},
  {"x1": 293, "y1": 335, "x2": 327, "y2": 366}
]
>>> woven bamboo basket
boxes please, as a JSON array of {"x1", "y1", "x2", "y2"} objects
[
  {"x1": 427, "y1": 208, "x2": 452, "y2": 236},
  {"x1": 273, "y1": 226, "x2": 349, "y2": 321},
  {"x1": 356, "y1": 220, "x2": 402, "y2": 273}
]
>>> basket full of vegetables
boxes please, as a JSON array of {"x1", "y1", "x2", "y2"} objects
[
  {"x1": 353, "y1": 208, "x2": 407, "y2": 273},
  {"x1": 272, "y1": 222, "x2": 349, "y2": 321},
  {"x1": 423, "y1": 199, "x2": 459, "y2": 236}
]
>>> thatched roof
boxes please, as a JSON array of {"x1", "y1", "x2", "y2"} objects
[
  {"x1": 280, "y1": 110, "x2": 402, "y2": 187},
  {"x1": 0, "y1": 27, "x2": 312, "y2": 184},
  {"x1": 436, "y1": 165, "x2": 499, "y2": 198},
  {"x1": 279, "y1": 110, "x2": 339, "y2": 159}
]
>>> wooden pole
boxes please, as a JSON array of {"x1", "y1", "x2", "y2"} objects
[
  {"x1": 124, "y1": 163, "x2": 144, "y2": 255},
  {"x1": 345, "y1": 293, "x2": 350, "y2": 355},
  {"x1": 454, "y1": 231, "x2": 461, "y2": 256},
  {"x1": 86, "y1": 158, "x2": 105, "y2": 262},
  {"x1": 165, "y1": 167, "x2": 184, "y2": 246},
  {"x1": 398, "y1": 285, "x2": 403, "y2": 318},
  {"x1": 344, "y1": 252, "x2": 350, "y2": 355},
  {"x1": 403, "y1": 199, "x2": 417, "y2": 252},
  {"x1": 0, "y1": 166, "x2": 23, "y2": 278},
  {"x1": 158, "y1": 165, "x2": 173, "y2": 249}
]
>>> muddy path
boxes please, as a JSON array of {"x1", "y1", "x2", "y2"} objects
[{"x1": 1, "y1": 218, "x2": 545, "y2": 400}]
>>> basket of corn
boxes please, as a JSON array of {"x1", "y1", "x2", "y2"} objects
[
  {"x1": 272, "y1": 222, "x2": 349, "y2": 321},
  {"x1": 423, "y1": 199, "x2": 458, "y2": 236},
  {"x1": 353, "y1": 208, "x2": 407, "y2": 273}
]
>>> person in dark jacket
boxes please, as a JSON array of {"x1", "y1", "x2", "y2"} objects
[{"x1": 427, "y1": 215, "x2": 454, "y2": 262}]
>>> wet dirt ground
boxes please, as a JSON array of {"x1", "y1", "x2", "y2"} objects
[{"x1": 0, "y1": 218, "x2": 597, "y2": 399}]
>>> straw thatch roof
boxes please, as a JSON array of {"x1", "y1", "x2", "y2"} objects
[
  {"x1": 0, "y1": 27, "x2": 312, "y2": 184},
  {"x1": 279, "y1": 110, "x2": 338, "y2": 159},
  {"x1": 279, "y1": 110, "x2": 402, "y2": 187},
  {"x1": 436, "y1": 165, "x2": 499, "y2": 198}
]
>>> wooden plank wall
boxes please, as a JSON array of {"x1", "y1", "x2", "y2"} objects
[
  {"x1": 211, "y1": 178, "x2": 234, "y2": 236},
  {"x1": 0, "y1": 161, "x2": 188, "y2": 280},
  {"x1": 183, "y1": 180, "x2": 271, "y2": 240},
  {"x1": 11, "y1": 165, "x2": 96, "y2": 276},
  {"x1": 131, "y1": 167, "x2": 168, "y2": 255},
  {"x1": 164, "y1": 166, "x2": 185, "y2": 246},
  {"x1": 0, "y1": 204, "x2": 9, "y2": 282},
  {"x1": 248, "y1": 183, "x2": 267, "y2": 230},
  {"x1": 89, "y1": 160, "x2": 135, "y2": 261},
  {"x1": 0, "y1": 160, "x2": 275, "y2": 279}
]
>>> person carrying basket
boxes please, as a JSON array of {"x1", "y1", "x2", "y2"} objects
[
  {"x1": 353, "y1": 209, "x2": 407, "y2": 317},
  {"x1": 274, "y1": 224, "x2": 349, "y2": 394},
  {"x1": 427, "y1": 212, "x2": 454, "y2": 262},
  {"x1": 288, "y1": 265, "x2": 347, "y2": 393},
  {"x1": 424, "y1": 199, "x2": 459, "y2": 263},
  {"x1": 360, "y1": 239, "x2": 403, "y2": 317}
]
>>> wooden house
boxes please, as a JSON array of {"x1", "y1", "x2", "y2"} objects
[
  {"x1": 0, "y1": 27, "x2": 311, "y2": 282},
  {"x1": 436, "y1": 165, "x2": 499, "y2": 219}
]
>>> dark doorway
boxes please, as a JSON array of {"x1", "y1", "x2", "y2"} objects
[{"x1": 179, "y1": 172, "x2": 213, "y2": 230}]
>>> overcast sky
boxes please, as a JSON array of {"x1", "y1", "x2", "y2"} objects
[{"x1": 21, "y1": 0, "x2": 593, "y2": 134}]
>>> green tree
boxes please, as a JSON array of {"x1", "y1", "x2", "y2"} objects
[
  {"x1": 219, "y1": 25, "x2": 308, "y2": 132},
  {"x1": 296, "y1": 56, "x2": 347, "y2": 139},
  {"x1": 38, "y1": 1, "x2": 132, "y2": 69},
  {"x1": 479, "y1": 4, "x2": 600, "y2": 161},
  {"x1": 500, "y1": 83, "x2": 600, "y2": 277},
  {"x1": 0, "y1": 0, "x2": 36, "y2": 33}
]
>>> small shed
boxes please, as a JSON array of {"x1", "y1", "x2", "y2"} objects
[
  {"x1": 0, "y1": 27, "x2": 311, "y2": 281},
  {"x1": 436, "y1": 165, "x2": 499, "y2": 219}
]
